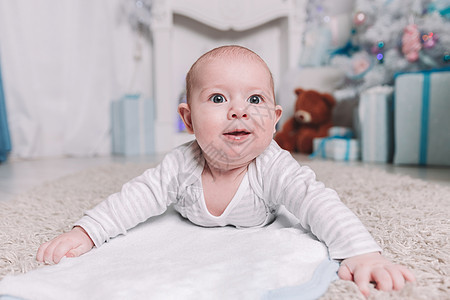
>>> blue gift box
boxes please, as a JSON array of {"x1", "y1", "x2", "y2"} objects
[
  {"x1": 111, "y1": 94, "x2": 155, "y2": 156},
  {"x1": 358, "y1": 85, "x2": 394, "y2": 163},
  {"x1": 394, "y1": 69, "x2": 450, "y2": 166},
  {"x1": 0, "y1": 56, "x2": 11, "y2": 162}
]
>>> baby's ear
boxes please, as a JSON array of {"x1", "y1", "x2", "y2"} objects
[
  {"x1": 273, "y1": 105, "x2": 283, "y2": 134},
  {"x1": 178, "y1": 103, "x2": 194, "y2": 134}
]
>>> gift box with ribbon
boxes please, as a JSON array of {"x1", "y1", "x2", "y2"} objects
[
  {"x1": 311, "y1": 127, "x2": 360, "y2": 161},
  {"x1": 111, "y1": 94, "x2": 155, "y2": 156},
  {"x1": 394, "y1": 69, "x2": 450, "y2": 166},
  {"x1": 0, "y1": 57, "x2": 11, "y2": 162},
  {"x1": 358, "y1": 85, "x2": 394, "y2": 163}
]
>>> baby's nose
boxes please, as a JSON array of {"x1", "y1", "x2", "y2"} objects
[{"x1": 228, "y1": 105, "x2": 249, "y2": 119}]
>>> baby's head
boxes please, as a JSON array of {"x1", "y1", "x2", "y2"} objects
[
  {"x1": 179, "y1": 45, "x2": 282, "y2": 170},
  {"x1": 185, "y1": 46, "x2": 275, "y2": 105}
]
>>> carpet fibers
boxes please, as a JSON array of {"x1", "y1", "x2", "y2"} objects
[{"x1": 0, "y1": 160, "x2": 449, "y2": 299}]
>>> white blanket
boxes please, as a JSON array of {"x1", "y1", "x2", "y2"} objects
[{"x1": 0, "y1": 207, "x2": 338, "y2": 300}]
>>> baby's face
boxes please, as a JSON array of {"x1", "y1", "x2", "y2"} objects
[{"x1": 179, "y1": 56, "x2": 282, "y2": 170}]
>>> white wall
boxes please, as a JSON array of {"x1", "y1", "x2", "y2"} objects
[{"x1": 0, "y1": 0, "x2": 153, "y2": 159}]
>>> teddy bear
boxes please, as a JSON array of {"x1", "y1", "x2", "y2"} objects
[{"x1": 275, "y1": 88, "x2": 336, "y2": 153}]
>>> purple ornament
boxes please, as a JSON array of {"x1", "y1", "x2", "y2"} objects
[{"x1": 422, "y1": 32, "x2": 438, "y2": 49}]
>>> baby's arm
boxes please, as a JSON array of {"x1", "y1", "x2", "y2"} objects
[
  {"x1": 339, "y1": 252, "x2": 415, "y2": 297},
  {"x1": 36, "y1": 226, "x2": 94, "y2": 264},
  {"x1": 264, "y1": 147, "x2": 414, "y2": 296},
  {"x1": 36, "y1": 144, "x2": 186, "y2": 264}
]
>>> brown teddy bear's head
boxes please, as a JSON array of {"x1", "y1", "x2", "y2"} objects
[{"x1": 293, "y1": 88, "x2": 336, "y2": 125}]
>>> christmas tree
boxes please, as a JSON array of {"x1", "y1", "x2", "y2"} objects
[{"x1": 303, "y1": 0, "x2": 450, "y2": 92}]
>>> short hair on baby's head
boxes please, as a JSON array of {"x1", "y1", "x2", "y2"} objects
[{"x1": 185, "y1": 45, "x2": 274, "y2": 104}]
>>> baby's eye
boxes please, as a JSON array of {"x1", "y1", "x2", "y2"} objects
[
  {"x1": 209, "y1": 94, "x2": 226, "y2": 103},
  {"x1": 247, "y1": 95, "x2": 262, "y2": 104}
]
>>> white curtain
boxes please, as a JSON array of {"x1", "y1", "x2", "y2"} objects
[{"x1": 0, "y1": 0, "x2": 152, "y2": 158}]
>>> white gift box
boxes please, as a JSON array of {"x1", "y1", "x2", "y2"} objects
[
  {"x1": 394, "y1": 69, "x2": 450, "y2": 166},
  {"x1": 358, "y1": 85, "x2": 394, "y2": 163},
  {"x1": 328, "y1": 126, "x2": 354, "y2": 138},
  {"x1": 312, "y1": 137, "x2": 360, "y2": 161},
  {"x1": 111, "y1": 94, "x2": 155, "y2": 156}
]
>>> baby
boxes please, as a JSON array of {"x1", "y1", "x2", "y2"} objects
[{"x1": 37, "y1": 45, "x2": 414, "y2": 297}]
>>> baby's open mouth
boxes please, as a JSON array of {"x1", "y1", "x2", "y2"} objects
[{"x1": 223, "y1": 130, "x2": 251, "y2": 140}]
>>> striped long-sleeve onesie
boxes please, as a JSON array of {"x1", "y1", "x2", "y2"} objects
[{"x1": 75, "y1": 140, "x2": 381, "y2": 260}]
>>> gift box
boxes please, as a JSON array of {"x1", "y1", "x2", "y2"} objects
[
  {"x1": 311, "y1": 127, "x2": 360, "y2": 161},
  {"x1": 111, "y1": 94, "x2": 155, "y2": 156},
  {"x1": 328, "y1": 126, "x2": 354, "y2": 138},
  {"x1": 358, "y1": 85, "x2": 394, "y2": 163},
  {"x1": 0, "y1": 58, "x2": 11, "y2": 162},
  {"x1": 312, "y1": 137, "x2": 360, "y2": 161},
  {"x1": 394, "y1": 69, "x2": 450, "y2": 166}
]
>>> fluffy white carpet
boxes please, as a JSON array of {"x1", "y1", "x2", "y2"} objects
[{"x1": 0, "y1": 160, "x2": 449, "y2": 299}]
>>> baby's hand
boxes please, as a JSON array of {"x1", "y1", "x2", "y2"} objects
[
  {"x1": 338, "y1": 252, "x2": 415, "y2": 297},
  {"x1": 36, "y1": 226, "x2": 94, "y2": 264}
]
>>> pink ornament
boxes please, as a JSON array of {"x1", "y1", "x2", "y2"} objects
[
  {"x1": 352, "y1": 52, "x2": 371, "y2": 76},
  {"x1": 402, "y1": 24, "x2": 422, "y2": 62},
  {"x1": 371, "y1": 45, "x2": 380, "y2": 55},
  {"x1": 354, "y1": 12, "x2": 366, "y2": 26}
]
